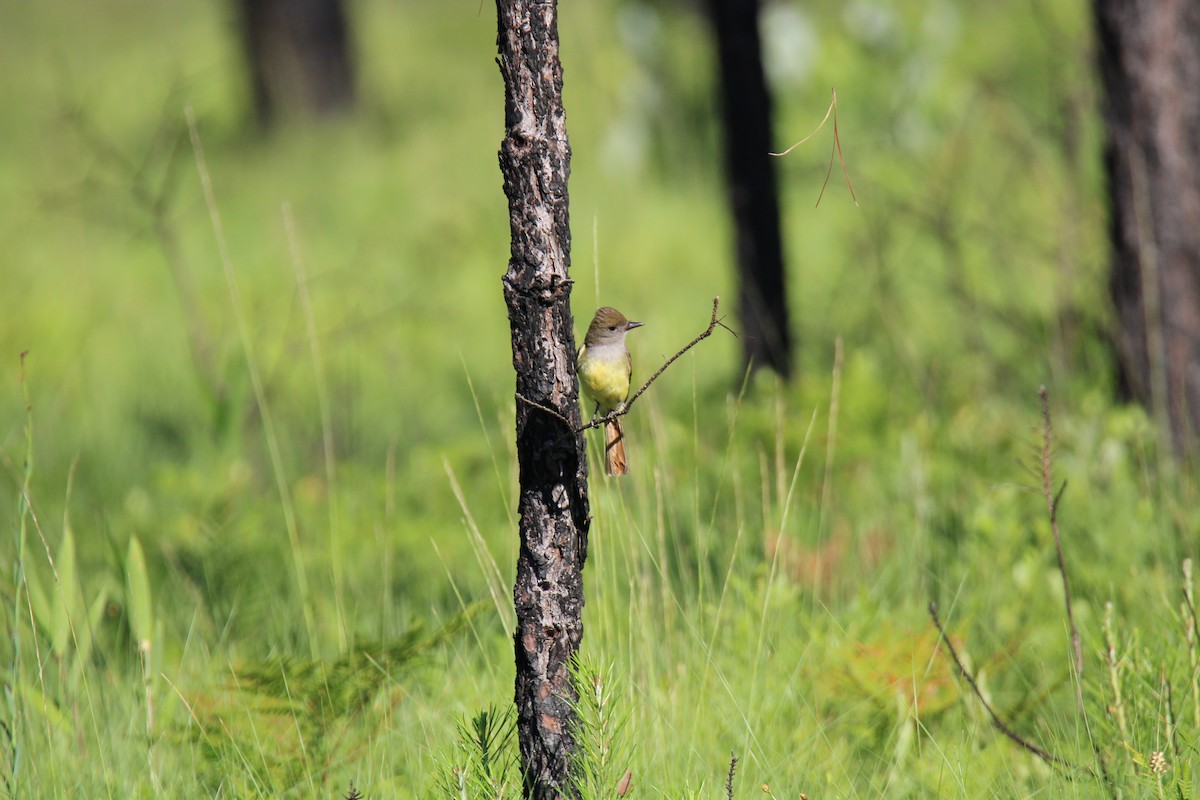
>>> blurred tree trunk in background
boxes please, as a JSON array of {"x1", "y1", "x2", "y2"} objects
[
  {"x1": 1095, "y1": 0, "x2": 1200, "y2": 456},
  {"x1": 236, "y1": 0, "x2": 356, "y2": 129},
  {"x1": 706, "y1": 0, "x2": 792, "y2": 378},
  {"x1": 496, "y1": 1, "x2": 590, "y2": 797}
]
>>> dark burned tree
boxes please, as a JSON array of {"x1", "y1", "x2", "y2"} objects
[
  {"x1": 496, "y1": 0, "x2": 589, "y2": 797},
  {"x1": 1094, "y1": 0, "x2": 1200, "y2": 456},
  {"x1": 707, "y1": 0, "x2": 792, "y2": 377},
  {"x1": 235, "y1": 0, "x2": 357, "y2": 129}
]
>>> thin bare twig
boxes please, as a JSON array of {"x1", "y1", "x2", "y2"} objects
[
  {"x1": 770, "y1": 88, "x2": 858, "y2": 207},
  {"x1": 769, "y1": 93, "x2": 836, "y2": 157},
  {"x1": 830, "y1": 94, "x2": 857, "y2": 206},
  {"x1": 1039, "y1": 386, "x2": 1084, "y2": 708},
  {"x1": 724, "y1": 752, "x2": 738, "y2": 800},
  {"x1": 928, "y1": 602, "x2": 1080, "y2": 772},
  {"x1": 514, "y1": 393, "x2": 575, "y2": 430},
  {"x1": 517, "y1": 298, "x2": 733, "y2": 434},
  {"x1": 1039, "y1": 390, "x2": 1120, "y2": 795},
  {"x1": 580, "y1": 296, "x2": 733, "y2": 433}
]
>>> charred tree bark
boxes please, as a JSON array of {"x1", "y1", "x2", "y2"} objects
[
  {"x1": 235, "y1": 0, "x2": 357, "y2": 130},
  {"x1": 707, "y1": 0, "x2": 792, "y2": 378},
  {"x1": 1095, "y1": 0, "x2": 1200, "y2": 456},
  {"x1": 496, "y1": 1, "x2": 589, "y2": 797}
]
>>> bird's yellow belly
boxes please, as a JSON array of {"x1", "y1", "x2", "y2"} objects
[{"x1": 578, "y1": 354, "x2": 629, "y2": 413}]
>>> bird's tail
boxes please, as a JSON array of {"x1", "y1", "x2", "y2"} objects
[{"x1": 604, "y1": 418, "x2": 627, "y2": 476}]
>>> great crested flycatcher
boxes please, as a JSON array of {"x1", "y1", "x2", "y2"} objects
[{"x1": 577, "y1": 306, "x2": 644, "y2": 476}]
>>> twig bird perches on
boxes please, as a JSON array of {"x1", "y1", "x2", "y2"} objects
[
  {"x1": 515, "y1": 296, "x2": 735, "y2": 448},
  {"x1": 580, "y1": 297, "x2": 733, "y2": 430}
]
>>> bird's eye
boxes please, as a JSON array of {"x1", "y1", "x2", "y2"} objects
[{"x1": 608, "y1": 325, "x2": 616, "y2": 331}]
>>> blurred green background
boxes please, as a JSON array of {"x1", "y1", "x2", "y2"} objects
[{"x1": 2, "y1": 0, "x2": 1194, "y2": 796}]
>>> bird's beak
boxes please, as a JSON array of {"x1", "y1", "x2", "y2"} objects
[{"x1": 626, "y1": 320, "x2": 645, "y2": 331}]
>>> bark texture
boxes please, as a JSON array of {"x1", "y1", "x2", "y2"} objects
[
  {"x1": 236, "y1": 0, "x2": 357, "y2": 129},
  {"x1": 496, "y1": 1, "x2": 590, "y2": 797},
  {"x1": 1095, "y1": 0, "x2": 1200, "y2": 455},
  {"x1": 707, "y1": 0, "x2": 792, "y2": 377}
]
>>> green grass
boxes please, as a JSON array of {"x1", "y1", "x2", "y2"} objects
[{"x1": 2, "y1": 0, "x2": 1197, "y2": 796}]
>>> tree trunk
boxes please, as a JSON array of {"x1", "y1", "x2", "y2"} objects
[
  {"x1": 1095, "y1": 0, "x2": 1200, "y2": 456},
  {"x1": 707, "y1": 0, "x2": 792, "y2": 378},
  {"x1": 236, "y1": 0, "x2": 357, "y2": 130},
  {"x1": 496, "y1": 1, "x2": 590, "y2": 797}
]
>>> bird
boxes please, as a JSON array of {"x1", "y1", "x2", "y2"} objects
[{"x1": 577, "y1": 306, "x2": 644, "y2": 476}]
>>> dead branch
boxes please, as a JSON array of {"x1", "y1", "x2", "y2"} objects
[
  {"x1": 929, "y1": 602, "x2": 1081, "y2": 773},
  {"x1": 516, "y1": 297, "x2": 734, "y2": 437},
  {"x1": 770, "y1": 88, "x2": 858, "y2": 207},
  {"x1": 1039, "y1": 386, "x2": 1084, "y2": 708},
  {"x1": 579, "y1": 296, "x2": 734, "y2": 433}
]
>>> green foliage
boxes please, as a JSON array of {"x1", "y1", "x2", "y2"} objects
[
  {"x1": 185, "y1": 604, "x2": 482, "y2": 795},
  {"x1": 1091, "y1": 562, "x2": 1200, "y2": 797},
  {"x1": 20, "y1": 523, "x2": 112, "y2": 697},
  {"x1": 433, "y1": 706, "x2": 520, "y2": 799},
  {"x1": 124, "y1": 536, "x2": 153, "y2": 651},
  {"x1": 568, "y1": 658, "x2": 632, "y2": 798},
  {"x1": 0, "y1": 0, "x2": 1195, "y2": 797},
  {"x1": 430, "y1": 660, "x2": 631, "y2": 800}
]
